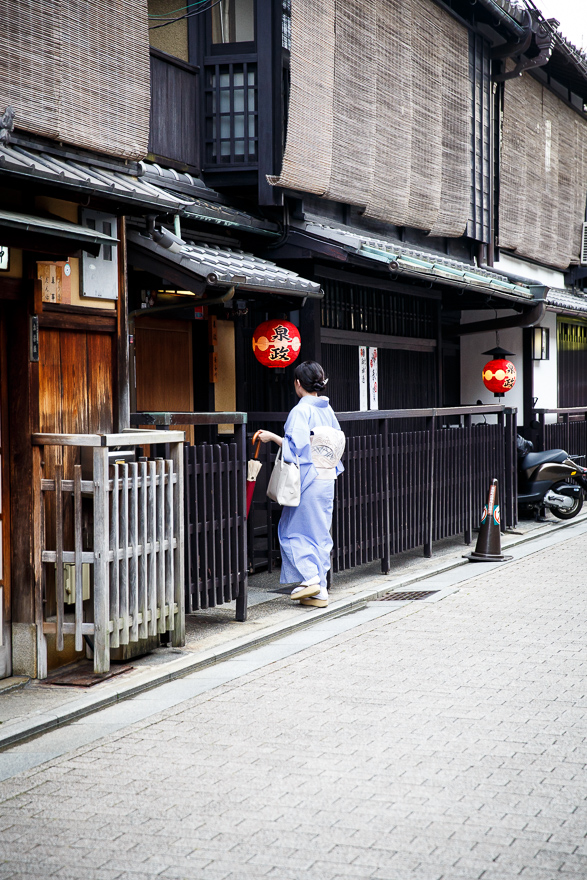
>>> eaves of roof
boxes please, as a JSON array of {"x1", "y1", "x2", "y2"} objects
[
  {"x1": 546, "y1": 287, "x2": 587, "y2": 314},
  {"x1": 127, "y1": 230, "x2": 322, "y2": 299},
  {"x1": 479, "y1": 0, "x2": 587, "y2": 93},
  {"x1": 0, "y1": 144, "x2": 190, "y2": 213},
  {"x1": 301, "y1": 222, "x2": 535, "y2": 303},
  {"x1": 141, "y1": 162, "x2": 281, "y2": 238}
]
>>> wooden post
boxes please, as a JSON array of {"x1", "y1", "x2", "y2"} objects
[
  {"x1": 235, "y1": 421, "x2": 248, "y2": 622},
  {"x1": 424, "y1": 414, "x2": 435, "y2": 557},
  {"x1": 165, "y1": 458, "x2": 175, "y2": 635},
  {"x1": 55, "y1": 464, "x2": 64, "y2": 653},
  {"x1": 32, "y1": 444, "x2": 47, "y2": 679},
  {"x1": 74, "y1": 465, "x2": 83, "y2": 653},
  {"x1": 93, "y1": 446, "x2": 110, "y2": 673},
  {"x1": 497, "y1": 410, "x2": 507, "y2": 533},
  {"x1": 138, "y1": 458, "x2": 148, "y2": 640},
  {"x1": 380, "y1": 417, "x2": 391, "y2": 574},
  {"x1": 156, "y1": 458, "x2": 166, "y2": 634},
  {"x1": 129, "y1": 462, "x2": 139, "y2": 644},
  {"x1": 170, "y1": 440, "x2": 185, "y2": 646},
  {"x1": 116, "y1": 216, "x2": 130, "y2": 432},
  {"x1": 464, "y1": 414, "x2": 473, "y2": 545},
  {"x1": 109, "y1": 463, "x2": 120, "y2": 649}
]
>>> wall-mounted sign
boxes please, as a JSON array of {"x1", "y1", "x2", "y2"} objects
[
  {"x1": 369, "y1": 347, "x2": 378, "y2": 410},
  {"x1": 81, "y1": 209, "x2": 118, "y2": 300},
  {"x1": 37, "y1": 262, "x2": 62, "y2": 303},
  {"x1": 30, "y1": 316, "x2": 39, "y2": 363},
  {"x1": 0, "y1": 246, "x2": 8, "y2": 271},
  {"x1": 252, "y1": 319, "x2": 301, "y2": 367},
  {"x1": 359, "y1": 346, "x2": 368, "y2": 411}
]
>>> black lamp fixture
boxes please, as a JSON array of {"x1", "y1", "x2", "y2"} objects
[{"x1": 531, "y1": 326, "x2": 550, "y2": 360}]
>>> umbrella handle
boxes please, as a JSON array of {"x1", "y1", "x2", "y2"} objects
[{"x1": 252, "y1": 430, "x2": 262, "y2": 459}]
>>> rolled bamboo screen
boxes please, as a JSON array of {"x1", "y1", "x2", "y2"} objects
[
  {"x1": 269, "y1": 0, "x2": 471, "y2": 238},
  {"x1": 0, "y1": 0, "x2": 151, "y2": 161},
  {"x1": 500, "y1": 71, "x2": 587, "y2": 270}
]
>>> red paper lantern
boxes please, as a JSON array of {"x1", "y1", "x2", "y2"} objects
[
  {"x1": 252, "y1": 319, "x2": 301, "y2": 368},
  {"x1": 482, "y1": 358, "x2": 516, "y2": 395}
]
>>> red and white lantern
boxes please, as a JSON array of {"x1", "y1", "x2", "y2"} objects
[
  {"x1": 482, "y1": 358, "x2": 516, "y2": 396},
  {"x1": 252, "y1": 319, "x2": 301, "y2": 368}
]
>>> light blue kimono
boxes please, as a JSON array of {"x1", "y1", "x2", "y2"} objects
[{"x1": 278, "y1": 396, "x2": 344, "y2": 590}]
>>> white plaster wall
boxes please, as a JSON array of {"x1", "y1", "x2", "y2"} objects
[
  {"x1": 493, "y1": 253, "x2": 566, "y2": 288},
  {"x1": 532, "y1": 309, "x2": 558, "y2": 422},
  {"x1": 459, "y1": 309, "x2": 523, "y2": 424}
]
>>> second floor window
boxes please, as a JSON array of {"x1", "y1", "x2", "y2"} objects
[{"x1": 212, "y1": 0, "x2": 255, "y2": 44}]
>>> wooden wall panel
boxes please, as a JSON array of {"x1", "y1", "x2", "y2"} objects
[
  {"x1": 39, "y1": 330, "x2": 63, "y2": 435},
  {"x1": 38, "y1": 328, "x2": 114, "y2": 627},
  {"x1": 87, "y1": 333, "x2": 114, "y2": 434},
  {"x1": 135, "y1": 318, "x2": 194, "y2": 443}
]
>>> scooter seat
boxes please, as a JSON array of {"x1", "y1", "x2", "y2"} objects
[{"x1": 521, "y1": 449, "x2": 568, "y2": 469}]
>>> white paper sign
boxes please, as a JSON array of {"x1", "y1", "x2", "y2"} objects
[
  {"x1": 369, "y1": 347, "x2": 378, "y2": 411},
  {"x1": 359, "y1": 346, "x2": 368, "y2": 411}
]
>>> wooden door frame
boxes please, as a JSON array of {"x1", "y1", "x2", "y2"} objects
[{"x1": 0, "y1": 309, "x2": 11, "y2": 675}]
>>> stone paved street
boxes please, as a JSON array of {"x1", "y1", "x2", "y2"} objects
[{"x1": 1, "y1": 529, "x2": 587, "y2": 880}]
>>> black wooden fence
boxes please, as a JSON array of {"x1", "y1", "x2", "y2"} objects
[
  {"x1": 134, "y1": 406, "x2": 517, "y2": 620},
  {"x1": 533, "y1": 408, "x2": 587, "y2": 460},
  {"x1": 249, "y1": 405, "x2": 518, "y2": 574}
]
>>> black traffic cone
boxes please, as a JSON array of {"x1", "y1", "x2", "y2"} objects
[{"x1": 464, "y1": 478, "x2": 512, "y2": 562}]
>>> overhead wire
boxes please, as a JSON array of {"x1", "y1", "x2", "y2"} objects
[
  {"x1": 148, "y1": 0, "x2": 213, "y2": 20},
  {"x1": 149, "y1": 0, "x2": 223, "y2": 30}
]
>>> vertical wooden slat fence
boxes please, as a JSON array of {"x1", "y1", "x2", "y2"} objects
[
  {"x1": 32, "y1": 429, "x2": 185, "y2": 679},
  {"x1": 249, "y1": 406, "x2": 518, "y2": 577},
  {"x1": 131, "y1": 412, "x2": 249, "y2": 622},
  {"x1": 534, "y1": 408, "x2": 587, "y2": 460}
]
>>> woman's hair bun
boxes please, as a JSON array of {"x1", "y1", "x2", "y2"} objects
[{"x1": 294, "y1": 360, "x2": 328, "y2": 393}]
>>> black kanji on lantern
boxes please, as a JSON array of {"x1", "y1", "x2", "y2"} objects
[
  {"x1": 269, "y1": 346, "x2": 291, "y2": 361},
  {"x1": 271, "y1": 324, "x2": 291, "y2": 342}
]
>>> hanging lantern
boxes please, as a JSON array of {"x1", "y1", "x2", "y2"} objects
[
  {"x1": 482, "y1": 345, "x2": 516, "y2": 397},
  {"x1": 252, "y1": 319, "x2": 301, "y2": 368}
]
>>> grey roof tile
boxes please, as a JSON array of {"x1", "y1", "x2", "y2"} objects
[
  {"x1": 546, "y1": 287, "x2": 587, "y2": 313},
  {"x1": 0, "y1": 144, "x2": 190, "y2": 212}
]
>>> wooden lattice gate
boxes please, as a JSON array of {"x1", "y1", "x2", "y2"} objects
[{"x1": 33, "y1": 429, "x2": 185, "y2": 678}]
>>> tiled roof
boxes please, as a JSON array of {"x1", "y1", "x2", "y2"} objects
[
  {"x1": 182, "y1": 200, "x2": 280, "y2": 238},
  {"x1": 0, "y1": 143, "x2": 190, "y2": 212},
  {"x1": 301, "y1": 221, "x2": 535, "y2": 302},
  {"x1": 546, "y1": 287, "x2": 587, "y2": 313},
  {"x1": 139, "y1": 162, "x2": 281, "y2": 237},
  {"x1": 127, "y1": 231, "x2": 322, "y2": 298},
  {"x1": 487, "y1": 0, "x2": 587, "y2": 76}
]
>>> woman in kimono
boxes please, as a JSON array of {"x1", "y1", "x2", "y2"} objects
[{"x1": 257, "y1": 361, "x2": 344, "y2": 608}]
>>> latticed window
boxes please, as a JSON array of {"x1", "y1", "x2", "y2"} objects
[
  {"x1": 282, "y1": 0, "x2": 291, "y2": 50},
  {"x1": 558, "y1": 320, "x2": 587, "y2": 407},
  {"x1": 204, "y1": 63, "x2": 258, "y2": 164},
  {"x1": 321, "y1": 280, "x2": 436, "y2": 339}
]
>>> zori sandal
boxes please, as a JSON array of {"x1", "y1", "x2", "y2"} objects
[{"x1": 300, "y1": 597, "x2": 328, "y2": 608}]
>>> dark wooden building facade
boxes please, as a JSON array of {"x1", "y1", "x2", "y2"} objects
[{"x1": 2, "y1": 0, "x2": 587, "y2": 677}]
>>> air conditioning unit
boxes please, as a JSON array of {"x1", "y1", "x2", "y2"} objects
[{"x1": 581, "y1": 221, "x2": 587, "y2": 265}]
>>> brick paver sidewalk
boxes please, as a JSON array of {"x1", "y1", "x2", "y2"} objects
[{"x1": 1, "y1": 533, "x2": 586, "y2": 880}]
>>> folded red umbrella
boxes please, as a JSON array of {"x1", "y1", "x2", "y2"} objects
[{"x1": 246, "y1": 431, "x2": 263, "y2": 515}]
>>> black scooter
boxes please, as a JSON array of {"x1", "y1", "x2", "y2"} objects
[{"x1": 517, "y1": 436, "x2": 587, "y2": 520}]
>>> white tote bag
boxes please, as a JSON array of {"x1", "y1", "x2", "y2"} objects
[{"x1": 266, "y1": 448, "x2": 301, "y2": 507}]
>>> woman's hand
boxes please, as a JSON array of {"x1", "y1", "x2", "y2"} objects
[{"x1": 255, "y1": 430, "x2": 282, "y2": 447}]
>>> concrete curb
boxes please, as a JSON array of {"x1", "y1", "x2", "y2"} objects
[{"x1": 2, "y1": 512, "x2": 586, "y2": 751}]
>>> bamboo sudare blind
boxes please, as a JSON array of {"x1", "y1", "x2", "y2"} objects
[
  {"x1": 500, "y1": 71, "x2": 587, "y2": 270},
  {"x1": 0, "y1": 0, "x2": 151, "y2": 161},
  {"x1": 269, "y1": 0, "x2": 471, "y2": 237}
]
